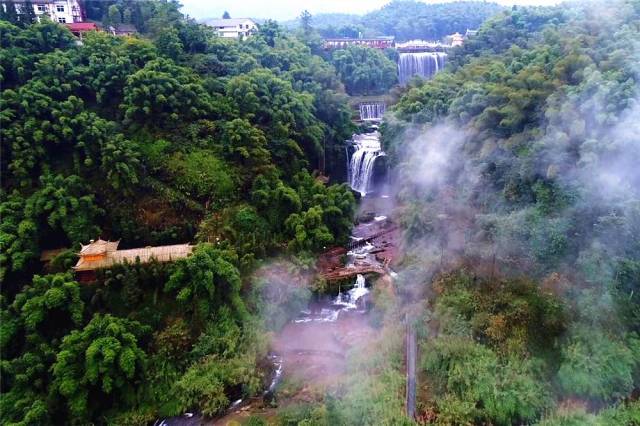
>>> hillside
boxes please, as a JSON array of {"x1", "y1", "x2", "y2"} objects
[
  {"x1": 382, "y1": 0, "x2": 640, "y2": 422},
  {"x1": 1, "y1": 0, "x2": 640, "y2": 425},
  {"x1": 0, "y1": 5, "x2": 356, "y2": 423},
  {"x1": 284, "y1": 0, "x2": 505, "y2": 41}
]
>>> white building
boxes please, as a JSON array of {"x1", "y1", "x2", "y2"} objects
[
  {"x1": 6, "y1": 0, "x2": 83, "y2": 24},
  {"x1": 204, "y1": 18, "x2": 257, "y2": 39},
  {"x1": 450, "y1": 32, "x2": 464, "y2": 47}
]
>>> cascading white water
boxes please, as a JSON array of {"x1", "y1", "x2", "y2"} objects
[
  {"x1": 294, "y1": 274, "x2": 369, "y2": 323},
  {"x1": 359, "y1": 102, "x2": 386, "y2": 121},
  {"x1": 398, "y1": 52, "x2": 447, "y2": 85},
  {"x1": 335, "y1": 274, "x2": 369, "y2": 309},
  {"x1": 347, "y1": 131, "x2": 385, "y2": 196}
]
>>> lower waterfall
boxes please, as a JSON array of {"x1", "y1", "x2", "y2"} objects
[{"x1": 347, "y1": 131, "x2": 385, "y2": 196}]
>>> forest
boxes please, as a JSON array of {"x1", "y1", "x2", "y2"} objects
[
  {"x1": 0, "y1": 1, "x2": 357, "y2": 423},
  {"x1": 286, "y1": 1, "x2": 504, "y2": 41},
  {"x1": 380, "y1": 0, "x2": 640, "y2": 424},
  {"x1": 1, "y1": 0, "x2": 640, "y2": 425}
]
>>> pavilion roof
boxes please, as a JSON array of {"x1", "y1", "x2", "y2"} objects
[
  {"x1": 79, "y1": 239, "x2": 119, "y2": 256},
  {"x1": 74, "y1": 243, "x2": 194, "y2": 271}
]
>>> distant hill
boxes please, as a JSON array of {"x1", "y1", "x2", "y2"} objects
[
  {"x1": 283, "y1": 1, "x2": 505, "y2": 41},
  {"x1": 281, "y1": 12, "x2": 360, "y2": 30}
]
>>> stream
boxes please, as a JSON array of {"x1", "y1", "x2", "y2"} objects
[{"x1": 158, "y1": 129, "x2": 395, "y2": 426}]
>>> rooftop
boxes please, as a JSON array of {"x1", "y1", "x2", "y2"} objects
[
  {"x1": 79, "y1": 238, "x2": 119, "y2": 256},
  {"x1": 66, "y1": 22, "x2": 99, "y2": 32},
  {"x1": 74, "y1": 240, "x2": 194, "y2": 271}
]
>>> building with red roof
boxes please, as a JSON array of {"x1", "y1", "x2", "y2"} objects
[{"x1": 66, "y1": 22, "x2": 98, "y2": 39}]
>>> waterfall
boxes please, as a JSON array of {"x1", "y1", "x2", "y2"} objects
[
  {"x1": 398, "y1": 52, "x2": 447, "y2": 85},
  {"x1": 335, "y1": 274, "x2": 369, "y2": 308},
  {"x1": 359, "y1": 102, "x2": 386, "y2": 121},
  {"x1": 347, "y1": 131, "x2": 385, "y2": 196}
]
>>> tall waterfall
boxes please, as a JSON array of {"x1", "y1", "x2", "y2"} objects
[
  {"x1": 359, "y1": 102, "x2": 386, "y2": 121},
  {"x1": 347, "y1": 131, "x2": 385, "y2": 196},
  {"x1": 398, "y1": 52, "x2": 447, "y2": 85}
]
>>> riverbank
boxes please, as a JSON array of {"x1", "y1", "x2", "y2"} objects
[
  {"x1": 165, "y1": 125, "x2": 401, "y2": 426},
  {"x1": 210, "y1": 191, "x2": 399, "y2": 425}
]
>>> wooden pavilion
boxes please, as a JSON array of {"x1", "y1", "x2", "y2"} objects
[{"x1": 73, "y1": 239, "x2": 194, "y2": 282}]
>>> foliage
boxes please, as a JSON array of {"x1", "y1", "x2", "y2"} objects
[
  {"x1": 165, "y1": 244, "x2": 247, "y2": 329},
  {"x1": 121, "y1": 58, "x2": 212, "y2": 126},
  {"x1": 331, "y1": 45, "x2": 398, "y2": 95},
  {"x1": 432, "y1": 271, "x2": 566, "y2": 356},
  {"x1": 386, "y1": 0, "x2": 640, "y2": 422},
  {"x1": 165, "y1": 150, "x2": 236, "y2": 204},
  {"x1": 0, "y1": 10, "x2": 356, "y2": 425},
  {"x1": 50, "y1": 314, "x2": 149, "y2": 422},
  {"x1": 331, "y1": 322, "x2": 409, "y2": 425},
  {"x1": 421, "y1": 271, "x2": 561, "y2": 425},
  {"x1": 0, "y1": 273, "x2": 84, "y2": 425},
  {"x1": 536, "y1": 401, "x2": 640, "y2": 426},
  {"x1": 249, "y1": 261, "x2": 312, "y2": 331},
  {"x1": 172, "y1": 352, "x2": 260, "y2": 416},
  {"x1": 557, "y1": 327, "x2": 640, "y2": 401},
  {"x1": 0, "y1": 14, "x2": 355, "y2": 284},
  {"x1": 286, "y1": 1, "x2": 505, "y2": 42},
  {"x1": 423, "y1": 336, "x2": 552, "y2": 425},
  {"x1": 12, "y1": 273, "x2": 84, "y2": 335}
]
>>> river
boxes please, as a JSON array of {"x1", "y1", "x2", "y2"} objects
[
  {"x1": 158, "y1": 129, "x2": 397, "y2": 426},
  {"x1": 213, "y1": 208, "x2": 396, "y2": 424}
]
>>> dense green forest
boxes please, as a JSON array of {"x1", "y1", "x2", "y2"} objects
[
  {"x1": 330, "y1": 45, "x2": 398, "y2": 96},
  {"x1": 0, "y1": 2, "x2": 356, "y2": 423},
  {"x1": 380, "y1": 0, "x2": 640, "y2": 423},
  {"x1": 2, "y1": 0, "x2": 640, "y2": 425},
  {"x1": 285, "y1": 1, "x2": 505, "y2": 41}
]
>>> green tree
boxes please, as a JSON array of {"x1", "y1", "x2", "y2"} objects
[
  {"x1": 1, "y1": 274, "x2": 84, "y2": 425},
  {"x1": 0, "y1": 192, "x2": 39, "y2": 280},
  {"x1": 26, "y1": 174, "x2": 103, "y2": 244},
  {"x1": 173, "y1": 353, "x2": 259, "y2": 416},
  {"x1": 20, "y1": 1, "x2": 37, "y2": 26},
  {"x1": 300, "y1": 10, "x2": 312, "y2": 34},
  {"x1": 121, "y1": 58, "x2": 212, "y2": 126},
  {"x1": 331, "y1": 45, "x2": 398, "y2": 95},
  {"x1": 309, "y1": 1, "x2": 504, "y2": 41},
  {"x1": 285, "y1": 205, "x2": 334, "y2": 251},
  {"x1": 423, "y1": 336, "x2": 552, "y2": 425},
  {"x1": 558, "y1": 328, "x2": 640, "y2": 402},
  {"x1": 13, "y1": 273, "x2": 84, "y2": 337},
  {"x1": 165, "y1": 244, "x2": 248, "y2": 328},
  {"x1": 50, "y1": 314, "x2": 149, "y2": 422},
  {"x1": 226, "y1": 68, "x2": 323, "y2": 170},
  {"x1": 108, "y1": 4, "x2": 122, "y2": 25},
  {"x1": 220, "y1": 118, "x2": 271, "y2": 183},
  {"x1": 165, "y1": 150, "x2": 236, "y2": 205},
  {"x1": 156, "y1": 27, "x2": 184, "y2": 60},
  {"x1": 222, "y1": 11, "x2": 230, "y2": 19}
]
